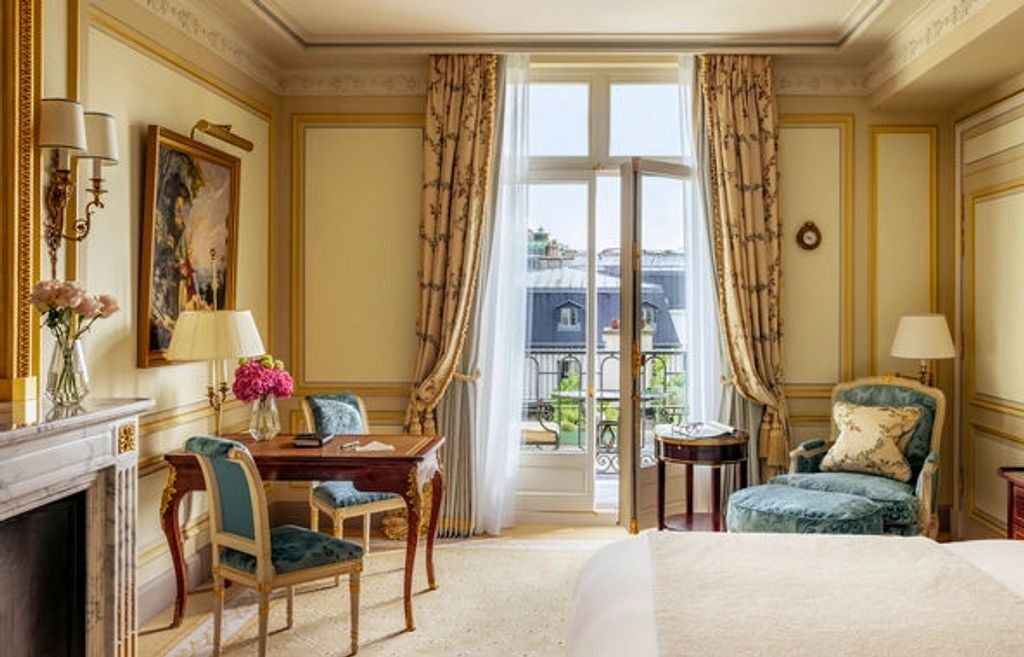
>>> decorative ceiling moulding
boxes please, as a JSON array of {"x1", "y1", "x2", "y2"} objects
[
  {"x1": 279, "y1": 71, "x2": 427, "y2": 96},
  {"x1": 775, "y1": 63, "x2": 869, "y2": 96},
  {"x1": 249, "y1": 0, "x2": 888, "y2": 51},
  {"x1": 865, "y1": 0, "x2": 992, "y2": 91},
  {"x1": 136, "y1": 0, "x2": 282, "y2": 92}
]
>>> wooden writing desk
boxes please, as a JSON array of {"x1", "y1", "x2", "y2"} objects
[{"x1": 160, "y1": 433, "x2": 445, "y2": 631}]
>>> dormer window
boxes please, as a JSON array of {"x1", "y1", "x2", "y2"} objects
[
  {"x1": 641, "y1": 302, "x2": 657, "y2": 330},
  {"x1": 557, "y1": 302, "x2": 581, "y2": 330}
]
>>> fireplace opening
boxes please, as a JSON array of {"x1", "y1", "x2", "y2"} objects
[{"x1": 0, "y1": 492, "x2": 86, "y2": 657}]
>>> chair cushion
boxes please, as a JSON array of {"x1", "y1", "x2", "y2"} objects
[
  {"x1": 836, "y1": 384, "x2": 938, "y2": 481},
  {"x1": 313, "y1": 481, "x2": 401, "y2": 509},
  {"x1": 221, "y1": 524, "x2": 362, "y2": 575},
  {"x1": 820, "y1": 401, "x2": 920, "y2": 482},
  {"x1": 771, "y1": 472, "x2": 920, "y2": 532},
  {"x1": 306, "y1": 394, "x2": 366, "y2": 435},
  {"x1": 727, "y1": 484, "x2": 884, "y2": 535}
]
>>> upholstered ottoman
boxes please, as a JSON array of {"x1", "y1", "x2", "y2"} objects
[{"x1": 727, "y1": 484, "x2": 885, "y2": 535}]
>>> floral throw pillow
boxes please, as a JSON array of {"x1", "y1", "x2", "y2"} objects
[{"x1": 820, "y1": 401, "x2": 922, "y2": 482}]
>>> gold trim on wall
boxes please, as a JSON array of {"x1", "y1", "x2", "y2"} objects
[
  {"x1": 868, "y1": 126, "x2": 938, "y2": 375},
  {"x1": 0, "y1": 0, "x2": 40, "y2": 400},
  {"x1": 964, "y1": 421, "x2": 1024, "y2": 536},
  {"x1": 290, "y1": 113, "x2": 424, "y2": 395},
  {"x1": 963, "y1": 178, "x2": 1024, "y2": 417},
  {"x1": 778, "y1": 114, "x2": 854, "y2": 388}
]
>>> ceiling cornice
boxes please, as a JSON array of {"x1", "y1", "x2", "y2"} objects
[
  {"x1": 137, "y1": 0, "x2": 282, "y2": 91},
  {"x1": 251, "y1": 0, "x2": 887, "y2": 50},
  {"x1": 864, "y1": 0, "x2": 991, "y2": 90},
  {"x1": 774, "y1": 63, "x2": 869, "y2": 96},
  {"x1": 279, "y1": 70, "x2": 427, "y2": 96},
  {"x1": 126, "y1": 0, "x2": 1002, "y2": 99}
]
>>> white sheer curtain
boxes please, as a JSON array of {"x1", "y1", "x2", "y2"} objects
[
  {"x1": 473, "y1": 54, "x2": 530, "y2": 535},
  {"x1": 679, "y1": 55, "x2": 722, "y2": 426},
  {"x1": 678, "y1": 55, "x2": 724, "y2": 512}
]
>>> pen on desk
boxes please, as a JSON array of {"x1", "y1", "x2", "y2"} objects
[{"x1": 340, "y1": 440, "x2": 360, "y2": 450}]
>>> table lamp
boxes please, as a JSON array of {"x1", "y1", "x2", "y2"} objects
[
  {"x1": 167, "y1": 310, "x2": 265, "y2": 435},
  {"x1": 889, "y1": 314, "x2": 955, "y2": 386}
]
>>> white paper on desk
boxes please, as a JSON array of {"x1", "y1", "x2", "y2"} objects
[{"x1": 355, "y1": 440, "x2": 395, "y2": 452}]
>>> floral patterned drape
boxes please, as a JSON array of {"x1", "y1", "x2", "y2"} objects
[
  {"x1": 406, "y1": 54, "x2": 499, "y2": 436},
  {"x1": 699, "y1": 54, "x2": 789, "y2": 479}
]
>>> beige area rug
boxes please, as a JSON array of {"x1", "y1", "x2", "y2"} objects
[{"x1": 140, "y1": 533, "x2": 621, "y2": 657}]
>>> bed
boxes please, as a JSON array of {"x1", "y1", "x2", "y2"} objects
[{"x1": 567, "y1": 532, "x2": 1024, "y2": 657}]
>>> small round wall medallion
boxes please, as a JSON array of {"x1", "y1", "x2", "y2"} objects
[{"x1": 796, "y1": 222, "x2": 822, "y2": 251}]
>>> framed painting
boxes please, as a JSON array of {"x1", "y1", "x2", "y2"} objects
[{"x1": 138, "y1": 125, "x2": 241, "y2": 368}]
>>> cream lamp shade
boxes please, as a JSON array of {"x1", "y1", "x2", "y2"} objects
[
  {"x1": 166, "y1": 310, "x2": 265, "y2": 362},
  {"x1": 38, "y1": 98, "x2": 88, "y2": 152},
  {"x1": 81, "y1": 112, "x2": 119, "y2": 164},
  {"x1": 890, "y1": 314, "x2": 956, "y2": 360}
]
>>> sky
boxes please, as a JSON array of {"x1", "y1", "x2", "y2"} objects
[{"x1": 525, "y1": 82, "x2": 689, "y2": 253}]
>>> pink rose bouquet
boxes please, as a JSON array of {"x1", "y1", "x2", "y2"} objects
[
  {"x1": 30, "y1": 280, "x2": 119, "y2": 405},
  {"x1": 232, "y1": 354, "x2": 294, "y2": 402}
]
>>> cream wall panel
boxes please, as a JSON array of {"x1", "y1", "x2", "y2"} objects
[
  {"x1": 970, "y1": 429, "x2": 1024, "y2": 524},
  {"x1": 779, "y1": 125, "x2": 842, "y2": 386},
  {"x1": 84, "y1": 28, "x2": 270, "y2": 410},
  {"x1": 872, "y1": 129, "x2": 935, "y2": 376},
  {"x1": 42, "y1": 0, "x2": 69, "y2": 97},
  {"x1": 972, "y1": 190, "x2": 1024, "y2": 404},
  {"x1": 83, "y1": 25, "x2": 272, "y2": 607},
  {"x1": 964, "y1": 113, "x2": 1024, "y2": 164},
  {"x1": 301, "y1": 125, "x2": 420, "y2": 385}
]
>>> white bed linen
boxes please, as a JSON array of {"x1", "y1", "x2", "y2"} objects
[{"x1": 566, "y1": 535, "x2": 1024, "y2": 657}]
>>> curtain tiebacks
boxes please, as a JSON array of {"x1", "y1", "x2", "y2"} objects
[{"x1": 452, "y1": 368, "x2": 481, "y2": 383}]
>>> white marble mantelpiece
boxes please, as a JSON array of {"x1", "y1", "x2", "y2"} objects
[{"x1": 0, "y1": 397, "x2": 154, "y2": 657}]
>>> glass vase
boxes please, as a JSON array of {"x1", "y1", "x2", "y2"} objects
[
  {"x1": 45, "y1": 338, "x2": 90, "y2": 407},
  {"x1": 249, "y1": 395, "x2": 280, "y2": 442}
]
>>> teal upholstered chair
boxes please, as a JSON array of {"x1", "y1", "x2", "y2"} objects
[
  {"x1": 304, "y1": 393, "x2": 404, "y2": 551},
  {"x1": 759, "y1": 376, "x2": 945, "y2": 536},
  {"x1": 185, "y1": 436, "x2": 363, "y2": 657}
]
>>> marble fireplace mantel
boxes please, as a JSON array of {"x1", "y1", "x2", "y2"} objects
[{"x1": 0, "y1": 398, "x2": 154, "y2": 656}]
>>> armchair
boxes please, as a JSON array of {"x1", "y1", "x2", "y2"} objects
[
  {"x1": 727, "y1": 376, "x2": 945, "y2": 536},
  {"x1": 185, "y1": 436, "x2": 362, "y2": 656},
  {"x1": 778, "y1": 376, "x2": 945, "y2": 537},
  {"x1": 305, "y1": 393, "x2": 405, "y2": 551}
]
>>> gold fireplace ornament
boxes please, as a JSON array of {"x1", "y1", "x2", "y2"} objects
[
  {"x1": 190, "y1": 119, "x2": 254, "y2": 152},
  {"x1": 38, "y1": 98, "x2": 120, "y2": 278}
]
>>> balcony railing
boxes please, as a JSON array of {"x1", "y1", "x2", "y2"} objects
[{"x1": 521, "y1": 348, "x2": 688, "y2": 473}]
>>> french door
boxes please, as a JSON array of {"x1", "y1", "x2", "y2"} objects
[{"x1": 619, "y1": 158, "x2": 690, "y2": 532}]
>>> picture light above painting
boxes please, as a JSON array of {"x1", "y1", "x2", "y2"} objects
[{"x1": 138, "y1": 126, "x2": 241, "y2": 368}]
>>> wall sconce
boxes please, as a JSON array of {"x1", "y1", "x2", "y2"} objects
[{"x1": 37, "y1": 98, "x2": 119, "y2": 278}]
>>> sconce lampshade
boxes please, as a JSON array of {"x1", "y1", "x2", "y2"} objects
[
  {"x1": 81, "y1": 112, "x2": 119, "y2": 164},
  {"x1": 166, "y1": 310, "x2": 265, "y2": 362},
  {"x1": 890, "y1": 314, "x2": 956, "y2": 360},
  {"x1": 38, "y1": 98, "x2": 87, "y2": 151}
]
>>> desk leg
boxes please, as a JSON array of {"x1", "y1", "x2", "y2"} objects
[
  {"x1": 402, "y1": 489, "x2": 421, "y2": 632},
  {"x1": 426, "y1": 469, "x2": 443, "y2": 590},
  {"x1": 685, "y1": 463, "x2": 694, "y2": 522},
  {"x1": 739, "y1": 459, "x2": 749, "y2": 489},
  {"x1": 159, "y1": 466, "x2": 188, "y2": 628},
  {"x1": 657, "y1": 459, "x2": 666, "y2": 530},
  {"x1": 711, "y1": 466, "x2": 722, "y2": 532}
]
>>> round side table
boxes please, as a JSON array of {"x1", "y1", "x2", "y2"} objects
[{"x1": 655, "y1": 426, "x2": 749, "y2": 532}]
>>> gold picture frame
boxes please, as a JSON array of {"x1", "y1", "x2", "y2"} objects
[{"x1": 138, "y1": 125, "x2": 240, "y2": 368}]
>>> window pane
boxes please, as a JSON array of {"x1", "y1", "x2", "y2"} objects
[
  {"x1": 609, "y1": 84, "x2": 682, "y2": 157},
  {"x1": 523, "y1": 182, "x2": 589, "y2": 454},
  {"x1": 529, "y1": 83, "x2": 589, "y2": 157}
]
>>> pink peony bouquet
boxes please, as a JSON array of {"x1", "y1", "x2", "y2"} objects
[
  {"x1": 31, "y1": 279, "x2": 119, "y2": 342},
  {"x1": 232, "y1": 355, "x2": 294, "y2": 402}
]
